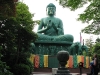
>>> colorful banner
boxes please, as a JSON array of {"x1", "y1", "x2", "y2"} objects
[
  {"x1": 30, "y1": 54, "x2": 34, "y2": 64},
  {"x1": 77, "y1": 55, "x2": 82, "y2": 64},
  {"x1": 73, "y1": 55, "x2": 78, "y2": 68},
  {"x1": 31, "y1": 55, "x2": 90, "y2": 68},
  {"x1": 84, "y1": 56, "x2": 86, "y2": 67},
  {"x1": 86, "y1": 56, "x2": 89, "y2": 68},
  {"x1": 81, "y1": 56, "x2": 84, "y2": 64},
  {"x1": 69, "y1": 55, "x2": 73, "y2": 68},
  {"x1": 34, "y1": 55, "x2": 39, "y2": 68},
  {"x1": 39, "y1": 55, "x2": 44, "y2": 67},
  {"x1": 44, "y1": 55, "x2": 48, "y2": 67},
  {"x1": 66, "y1": 60, "x2": 69, "y2": 68}
]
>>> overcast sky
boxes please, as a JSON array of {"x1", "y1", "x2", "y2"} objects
[{"x1": 21, "y1": 0, "x2": 99, "y2": 43}]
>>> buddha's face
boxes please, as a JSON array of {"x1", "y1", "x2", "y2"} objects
[{"x1": 46, "y1": 6, "x2": 56, "y2": 16}]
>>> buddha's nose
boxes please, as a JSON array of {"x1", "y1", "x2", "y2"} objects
[{"x1": 50, "y1": 11, "x2": 53, "y2": 14}]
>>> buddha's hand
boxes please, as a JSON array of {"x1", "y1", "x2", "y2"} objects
[
  {"x1": 46, "y1": 20, "x2": 52, "y2": 29},
  {"x1": 46, "y1": 24, "x2": 52, "y2": 29}
]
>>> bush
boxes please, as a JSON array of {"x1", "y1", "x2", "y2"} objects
[
  {"x1": 13, "y1": 64, "x2": 30, "y2": 75},
  {"x1": 0, "y1": 47, "x2": 13, "y2": 75}
]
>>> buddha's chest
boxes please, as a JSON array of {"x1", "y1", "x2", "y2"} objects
[{"x1": 43, "y1": 18, "x2": 59, "y2": 26}]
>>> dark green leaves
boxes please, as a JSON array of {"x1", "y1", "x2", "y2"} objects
[
  {"x1": 58, "y1": 0, "x2": 87, "y2": 10},
  {"x1": 57, "y1": 0, "x2": 100, "y2": 35}
]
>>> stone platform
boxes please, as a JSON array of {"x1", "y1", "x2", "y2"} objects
[
  {"x1": 32, "y1": 72, "x2": 87, "y2": 75},
  {"x1": 34, "y1": 40, "x2": 73, "y2": 55},
  {"x1": 34, "y1": 68, "x2": 90, "y2": 73},
  {"x1": 32, "y1": 72, "x2": 100, "y2": 75}
]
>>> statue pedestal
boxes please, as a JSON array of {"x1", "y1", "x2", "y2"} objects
[
  {"x1": 52, "y1": 68, "x2": 58, "y2": 75},
  {"x1": 55, "y1": 68, "x2": 72, "y2": 75},
  {"x1": 34, "y1": 40, "x2": 73, "y2": 55},
  {"x1": 55, "y1": 50, "x2": 72, "y2": 75}
]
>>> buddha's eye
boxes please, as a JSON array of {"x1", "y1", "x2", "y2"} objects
[{"x1": 48, "y1": 7, "x2": 55, "y2": 10}]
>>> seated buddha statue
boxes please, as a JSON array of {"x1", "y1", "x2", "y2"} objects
[{"x1": 37, "y1": 3, "x2": 74, "y2": 42}]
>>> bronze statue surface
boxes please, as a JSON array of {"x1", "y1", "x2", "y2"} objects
[
  {"x1": 34, "y1": 3, "x2": 74, "y2": 55},
  {"x1": 37, "y1": 3, "x2": 74, "y2": 42}
]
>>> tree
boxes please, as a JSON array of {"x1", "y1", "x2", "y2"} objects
[
  {"x1": 0, "y1": 2, "x2": 37, "y2": 75},
  {"x1": 0, "y1": 46, "x2": 13, "y2": 75},
  {"x1": 85, "y1": 37, "x2": 94, "y2": 56},
  {"x1": 96, "y1": 37, "x2": 100, "y2": 42},
  {"x1": 0, "y1": 0, "x2": 18, "y2": 17},
  {"x1": 92, "y1": 38, "x2": 100, "y2": 64},
  {"x1": 0, "y1": 0, "x2": 18, "y2": 75},
  {"x1": 56, "y1": 0, "x2": 100, "y2": 35}
]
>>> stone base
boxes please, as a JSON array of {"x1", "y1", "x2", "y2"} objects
[
  {"x1": 55, "y1": 68, "x2": 72, "y2": 75},
  {"x1": 34, "y1": 68, "x2": 91, "y2": 74},
  {"x1": 34, "y1": 41, "x2": 73, "y2": 55},
  {"x1": 52, "y1": 68, "x2": 58, "y2": 75}
]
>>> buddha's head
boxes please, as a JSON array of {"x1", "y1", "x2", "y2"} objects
[{"x1": 46, "y1": 3, "x2": 56, "y2": 16}]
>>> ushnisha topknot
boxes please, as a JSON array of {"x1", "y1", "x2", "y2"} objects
[{"x1": 46, "y1": 3, "x2": 56, "y2": 11}]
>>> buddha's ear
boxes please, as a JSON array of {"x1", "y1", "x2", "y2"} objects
[
  {"x1": 46, "y1": 8, "x2": 47, "y2": 11},
  {"x1": 46, "y1": 8, "x2": 48, "y2": 15},
  {"x1": 46, "y1": 11, "x2": 48, "y2": 16},
  {"x1": 54, "y1": 11, "x2": 56, "y2": 16}
]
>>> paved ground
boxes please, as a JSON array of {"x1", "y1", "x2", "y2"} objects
[
  {"x1": 32, "y1": 73, "x2": 87, "y2": 75},
  {"x1": 32, "y1": 73, "x2": 100, "y2": 75},
  {"x1": 33, "y1": 73, "x2": 86, "y2": 75}
]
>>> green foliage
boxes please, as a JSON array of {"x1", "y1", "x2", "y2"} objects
[
  {"x1": 81, "y1": 45, "x2": 88, "y2": 55},
  {"x1": 13, "y1": 64, "x2": 30, "y2": 75},
  {"x1": 16, "y1": 2, "x2": 34, "y2": 30},
  {"x1": 79, "y1": 0, "x2": 100, "y2": 22},
  {"x1": 85, "y1": 38, "x2": 94, "y2": 56},
  {"x1": 57, "y1": 0, "x2": 87, "y2": 10},
  {"x1": 92, "y1": 41, "x2": 100, "y2": 63},
  {"x1": 0, "y1": 46, "x2": 13, "y2": 75},
  {"x1": 83, "y1": 51, "x2": 86, "y2": 56},
  {"x1": 84, "y1": 37, "x2": 100, "y2": 63},
  {"x1": 0, "y1": 2, "x2": 37, "y2": 75},
  {"x1": 57, "y1": 0, "x2": 100, "y2": 35},
  {"x1": 34, "y1": 20, "x2": 40, "y2": 25},
  {"x1": 96, "y1": 37, "x2": 100, "y2": 42},
  {"x1": 0, "y1": 0, "x2": 16, "y2": 17}
]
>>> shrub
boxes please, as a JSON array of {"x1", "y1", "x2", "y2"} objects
[{"x1": 13, "y1": 64, "x2": 30, "y2": 75}]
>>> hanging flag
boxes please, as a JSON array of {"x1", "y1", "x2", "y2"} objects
[
  {"x1": 73, "y1": 55, "x2": 78, "y2": 68},
  {"x1": 44, "y1": 55, "x2": 48, "y2": 67},
  {"x1": 86, "y1": 56, "x2": 89, "y2": 68},
  {"x1": 77, "y1": 55, "x2": 82, "y2": 64},
  {"x1": 69, "y1": 56, "x2": 73, "y2": 68},
  {"x1": 81, "y1": 56, "x2": 84, "y2": 64},
  {"x1": 66, "y1": 59, "x2": 69, "y2": 68},
  {"x1": 34, "y1": 55, "x2": 39, "y2": 68},
  {"x1": 84, "y1": 56, "x2": 86, "y2": 67},
  {"x1": 80, "y1": 32, "x2": 82, "y2": 45},
  {"x1": 39, "y1": 55, "x2": 44, "y2": 67},
  {"x1": 30, "y1": 54, "x2": 35, "y2": 64}
]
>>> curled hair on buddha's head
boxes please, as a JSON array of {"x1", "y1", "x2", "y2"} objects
[{"x1": 46, "y1": 3, "x2": 56, "y2": 11}]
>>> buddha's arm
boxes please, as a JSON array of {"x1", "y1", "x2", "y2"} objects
[
  {"x1": 37, "y1": 27, "x2": 48, "y2": 33},
  {"x1": 37, "y1": 19, "x2": 48, "y2": 33},
  {"x1": 52, "y1": 22, "x2": 58, "y2": 32},
  {"x1": 58, "y1": 19, "x2": 64, "y2": 35}
]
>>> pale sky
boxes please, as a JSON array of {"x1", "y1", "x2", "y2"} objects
[{"x1": 21, "y1": 0, "x2": 99, "y2": 43}]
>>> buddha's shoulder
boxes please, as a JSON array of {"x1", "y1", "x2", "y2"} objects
[
  {"x1": 40, "y1": 17, "x2": 62, "y2": 21},
  {"x1": 40, "y1": 17, "x2": 46, "y2": 20},
  {"x1": 40, "y1": 17, "x2": 47, "y2": 21},
  {"x1": 54, "y1": 17, "x2": 62, "y2": 21}
]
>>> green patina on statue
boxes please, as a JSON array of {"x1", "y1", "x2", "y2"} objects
[
  {"x1": 37, "y1": 3, "x2": 73, "y2": 42},
  {"x1": 69, "y1": 42, "x2": 88, "y2": 55},
  {"x1": 33, "y1": 3, "x2": 88, "y2": 55},
  {"x1": 33, "y1": 3, "x2": 75, "y2": 55}
]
